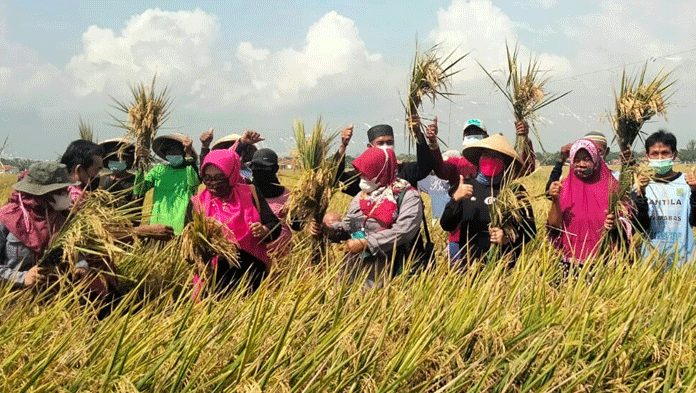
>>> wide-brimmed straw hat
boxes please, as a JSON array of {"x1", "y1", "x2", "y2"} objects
[
  {"x1": 211, "y1": 134, "x2": 246, "y2": 150},
  {"x1": 13, "y1": 162, "x2": 77, "y2": 196},
  {"x1": 100, "y1": 138, "x2": 135, "y2": 161},
  {"x1": 152, "y1": 134, "x2": 197, "y2": 160},
  {"x1": 462, "y1": 134, "x2": 523, "y2": 174}
]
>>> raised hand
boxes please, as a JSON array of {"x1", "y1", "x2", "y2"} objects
[
  {"x1": 515, "y1": 120, "x2": 529, "y2": 136},
  {"x1": 241, "y1": 130, "x2": 264, "y2": 145},
  {"x1": 200, "y1": 127, "x2": 214, "y2": 148},
  {"x1": 425, "y1": 116, "x2": 438, "y2": 148}
]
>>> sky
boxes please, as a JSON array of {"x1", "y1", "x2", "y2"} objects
[{"x1": 0, "y1": 0, "x2": 694, "y2": 160}]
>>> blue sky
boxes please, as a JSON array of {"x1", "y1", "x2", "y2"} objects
[{"x1": 1, "y1": 0, "x2": 695, "y2": 160}]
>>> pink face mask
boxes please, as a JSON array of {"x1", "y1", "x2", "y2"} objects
[{"x1": 479, "y1": 156, "x2": 504, "y2": 177}]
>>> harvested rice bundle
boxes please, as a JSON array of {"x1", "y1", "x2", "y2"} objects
[
  {"x1": 111, "y1": 75, "x2": 172, "y2": 172},
  {"x1": 179, "y1": 210, "x2": 239, "y2": 272},
  {"x1": 478, "y1": 42, "x2": 570, "y2": 167},
  {"x1": 286, "y1": 119, "x2": 341, "y2": 263},
  {"x1": 405, "y1": 43, "x2": 466, "y2": 146},
  {"x1": 41, "y1": 189, "x2": 140, "y2": 270},
  {"x1": 600, "y1": 64, "x2": 674, "y2": 253},
  {"x1": 612, "y1": 63, "x2": 674, "y2": 153}
]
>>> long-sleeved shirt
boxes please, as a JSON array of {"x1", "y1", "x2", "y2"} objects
[
  {"x1": 327, "y1": 188, "x2": 423, "y2": 263},
  {"x1": 440, "y1": 181, "x2": 536, "y2": 264},
  {"x1": 336, "y1": 133, "x2": 435, "y2": 197},
  {"x1": 0, "y1": 222, "x2": 37, "y2": 287},
  {"x1": 135, "y1": 160, "x2": 200, "y2": 235}
]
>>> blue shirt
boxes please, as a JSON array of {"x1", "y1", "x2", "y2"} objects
[
  {"x1": 643, "y1": 173, "x2": 695, "y2": 268},
  {"x1": 418, "y1": 175, "x2": 450, "y2": 219}
]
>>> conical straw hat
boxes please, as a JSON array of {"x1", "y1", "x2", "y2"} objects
[
  {"x1": 99, "y1": 138, "x2": 134, "y2": 161},
  {"x1": 152, "y1": 133, "x2": 197, "y2": 160},
  {"x1": 211, "y1": 134, "x2": 242, "y2": 150},
  {"x1": 462, "y1": 133, "x2": 523, "y2": 175}
]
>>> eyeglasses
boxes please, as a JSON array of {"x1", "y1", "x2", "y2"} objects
[{"x1": 202, "y1": 175, "x2": 228, "y2": 184}]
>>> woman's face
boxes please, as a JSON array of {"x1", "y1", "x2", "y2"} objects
[
  {"x1": 572, "y1": 149, "x2": 595, "y2": 179},
  {"x1": 202, "y1": 165, "x2": 231, "y2": 198}
]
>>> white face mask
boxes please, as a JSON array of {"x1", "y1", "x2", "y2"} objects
[
  {"x1": 648, "y1": 158, "x2": 674, "y2": 175},
  {"x1": 462, "y1": 135, "x2": 484, "y2": 147},
  {"x1": 359, "y1": 178, "x2": 379, "y2": 193},
  {"x1": 377, "y1": 144, "x2": 394, "y2": 152},
  {"x1": 49, "y1": 194, "x2": 72, "y2": 211},
  {"x1": 108, "y1": 161, "x2": 127, "y2": 172}
]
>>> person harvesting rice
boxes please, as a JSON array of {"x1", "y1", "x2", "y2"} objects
[
  {"x1": 439, "y1": 135, "x2": 536, "y2": 269},
  {"x1": 200, "y1": 130, "x2": 262, "y2": 182},
  {"x1": 98, "y1": 138, "x2": 137, "y2": 206},
  {"x1": 639, "y1": 130, "x2": 696, "y2": 268},
  {"x1": 187, "y1": 148, "x2": 281, "y2": 293},
  {"x1": 249, "y1": 147, "x2": 293, "y2": 257},
  {"x1": 0, "y1": 163, "x2": 77, "y2": 287},
  {"x1": 60, "y1": 140, "x2": 104, "y2": 206},
  {"x1": 547, "y1": 139, "x2": 649, "y2": 270},
  {"x1": 134, "y1": 133, "x2": 200, "y2": 235},
  {"x1": 310, "y1": 147, "x2": 424, "y2": 289},
  {"x1": 425, "y1": 117, "x2": 534, "y2": 264}
]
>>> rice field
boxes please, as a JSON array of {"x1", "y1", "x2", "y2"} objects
[{"x1": 1, "y1": 165, "x2": 696, "y2": 392}]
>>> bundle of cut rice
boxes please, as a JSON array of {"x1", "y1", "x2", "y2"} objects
[
  {"x1": 478, "y1": 42, "x2": 570, "y2": 171},
  {"x1": 405, "y1": 43, "x2": 466, "y2": 147},
  {"x1": 285, "y1": 118, "x2": 342, "y2": 264},
  {"x1": 179, "y1": 210, "x2": 239, "y2": 273},
  {"x1": 111, "y1": 75, "x2": 172, "y2": 172}
]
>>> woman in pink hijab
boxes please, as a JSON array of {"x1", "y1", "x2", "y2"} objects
[
  {"x1": 311, "y1": 147, "x2": 424, "y2": 289},
  {"x1": 187, "y1": 149, "x2": 281, "y2": 294},
  {"x1": 547, "y1": 138, "x2": 644, "y2": 269}
]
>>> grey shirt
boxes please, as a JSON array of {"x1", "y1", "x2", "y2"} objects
[
  {"x1": 329, "y1": 188, "x2": 423, "y2": 261},
  {"x1": 0, "y1": 222, "x2": 37, "y2": 287}
]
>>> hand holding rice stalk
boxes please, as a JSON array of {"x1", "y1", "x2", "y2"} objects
[
  {"x1": 111, "y1": 75, "x2": 172, "y2": 172},
  {"x1": 405, "y1": 43, "x2": 466, "y2": 147},
  {"x1": 286, "y1": 118, "x2": 341, "y2": 263},
  {"x1": 478, "y1": 42, "x2": 570, "y2": 172},
  {"x1": 601, "y1": 63, "x2": 674, "y2": 253},
  {"x1": 487, "y1": 173, "x2": 533, "y2": 264},
  {"x1": 179, "y1": 211, "x2": 239, "y2": 276}
]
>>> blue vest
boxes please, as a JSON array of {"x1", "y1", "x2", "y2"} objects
[{"x1": 643, "y1": 174, "x2": 694, "y2": 268}]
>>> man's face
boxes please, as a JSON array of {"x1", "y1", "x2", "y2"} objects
[
  {"x1": 647, "y1": 142, "x2": 676, "y2": 160},
  {"x1": 368, "y1": 136, "x2": 395, "y2": 149},
  {"x1": 77, "y1": 155, "x2": 103, "y2": 187}
]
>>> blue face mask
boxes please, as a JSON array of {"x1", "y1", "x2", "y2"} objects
[
  {"x1": 108, "y1": 161, "x2": 127, "y2": 172},
  {"x1": 166, "y1": 155, "x2": 184, "y2": 166}
]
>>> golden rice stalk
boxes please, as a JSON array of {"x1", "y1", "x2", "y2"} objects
[
  {"x1": 111, "y1": 75, "x2": 172, "y2": 172},
  {"x1": 478, "y1": 42, "x2": 570, "y2": 160},
  {"x1": 487, "y1": 169, "x2": 533, "y2": 264},
  {"x1": 41, "y1": 189, "x2": 140, "y2": 269},
  {"x1": 285, "y1": 118, "x2": 342, "y2": 264},
  {"x1": 286, "y1": 118, "x2": 341, "y2": 225},
  {"x1": 78, "y1": 117, "x2": 95, "y2": 142},
  {"x1": 611, "y1": 63, "x2": 674, "y2": 153},
  {"x1": 179, "y1": 211, "x2": 239, "y2": 271},
  {"x1": 405, "y1": 43, "x2": 466, "y2": 146}
]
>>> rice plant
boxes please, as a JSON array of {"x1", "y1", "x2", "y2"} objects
[
  {"x1": 111, "y1": 75, "x2": 172, "y2": 172},
  {"x1": 405, "y1": 43, "x2": 466, "y2": 147},
  {"x1": 478, "y1": 42, "x2": 570, "y2": 159},
  {"x1": 78, "y1": 117, "x2": 95, "y2": 142}
]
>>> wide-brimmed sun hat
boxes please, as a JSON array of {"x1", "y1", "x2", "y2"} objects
[
  {"x1": 100, "y1": 138, "x2": 135, "y2": 161},
  {"x1": 152, "y1": 134, "x2": 197, "y2": 160},
  {"x1": 13, "y1": 162, "x2": 77, "y2": 196},
  {"x1": 211, "y1": 134, "x2": 242, "y2": 150},
  {"x1": 462, "y1": 134, "x2": 523, "y2": 175}
]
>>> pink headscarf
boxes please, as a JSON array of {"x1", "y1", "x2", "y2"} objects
[
  {"x1": 556, "y1": 139, "x2": 618, "y2": 264},
  {"x1": 192, "y1": 149, "x2": 269, "y2": 265},
  {"x1": 351, "y1": 148, "x2": 411, "y2": 228},
  {"x1": 0, "y1": 191, "x2": 66, "y2": 255}
]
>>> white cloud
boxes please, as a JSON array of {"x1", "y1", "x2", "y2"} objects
[
  {"x1": 233, "y1": 11, "x2": 390, "y2": 108},
  {"x1": 427, "y1": 0, "x2": 572, "y2": 82},
  {"x1": 66, "y1": 8, "x2": 220, "y2": 97}
]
